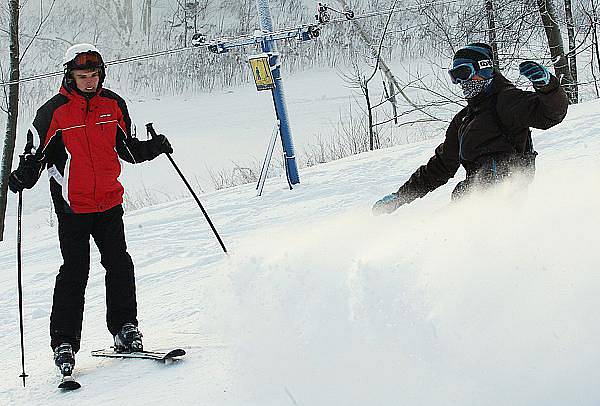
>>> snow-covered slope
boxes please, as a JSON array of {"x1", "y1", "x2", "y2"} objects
[{"x1": 1, "y1": 95, "x2": 599, "y2": 404}]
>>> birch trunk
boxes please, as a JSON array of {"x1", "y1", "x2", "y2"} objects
[{"x1": 0, "y1": 0, "x2": 21, "y2": 241}]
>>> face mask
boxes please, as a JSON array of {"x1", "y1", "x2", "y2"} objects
[{"x1": 460, "y1": 77, "x2": 493, "y2": 99}]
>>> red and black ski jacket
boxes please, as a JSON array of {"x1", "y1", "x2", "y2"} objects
[{"x1": 22, "y1": 82, "x2": 162, "y2": 214}]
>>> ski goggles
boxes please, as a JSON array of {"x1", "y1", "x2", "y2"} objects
[
  {"x1": 448, "y1": 59, "x2": 494, "y2": 84},
  {"x1": 71, "y1": 52, "x2": 104, "y2": 69}
]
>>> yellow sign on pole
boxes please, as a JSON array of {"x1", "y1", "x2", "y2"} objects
[{"x1": 249, "y1": 54, "x2": 275, "y2": 91}]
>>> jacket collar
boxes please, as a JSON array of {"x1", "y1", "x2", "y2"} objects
[{"x1": 60, "y1": 78, "x2": 103, "y2": 101}]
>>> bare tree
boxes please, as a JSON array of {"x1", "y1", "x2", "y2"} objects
[
  {"x1": 339, "y1": 1, "x2": 399, "y2": 151},
  {"x1": 120, "y1": 0, "x2": 134, "y2": 44},
  {"x1": 536, "y1": 0, "x2": 576, "y2": 103},
  {"x1": 165, "y1": 0, "x2": 211, "y2": 47},
  {"x1": 141, "y1": 0, "x2": 152, "y2": 45},
  {"x1": 19, "y1": 0, "x2": 57, "y2": 62},
  {"x1": 485, "y1": 0, "x2": 500, "y2": 69},
  {"x1": 587, "y1": 0, "x2": 600, "y2": 97},
  {"x1": 563, "y1": 0, "x2": 578, "y2": 103},
  {"x1": 218, "y1": 0, "x2": 254, "y2": 34},
  {"x1": 334, "y1": 0, "x2": 442, "y2": 124},
  {"x1": 96, "y1": 0, "x2": 135, "y2": 46},
  {"x1": 0, "y1": 0, "x2": 20, "y2": 241}
]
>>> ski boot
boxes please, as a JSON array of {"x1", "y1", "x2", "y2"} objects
[
  {"x1": 54, "y1": 343, "x2": 75, "y2": 376},
  {"x1": 114, "y1": 323, "x2": 143, "y2": 353}
]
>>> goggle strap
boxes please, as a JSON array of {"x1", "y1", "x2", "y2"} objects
[{"x1": 477, "y1": 59, "x2": 493, "y2": 69}]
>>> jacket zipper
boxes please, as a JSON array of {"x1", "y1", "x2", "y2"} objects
[
  {"x1": 458, "y1": 113, "x2": 469, "y2": 161},
  {"x1": 83, "y1": 98, "x2": 99, "y2": 209}
]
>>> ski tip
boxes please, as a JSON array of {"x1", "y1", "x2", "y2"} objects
[
  {"x1": 164, "y1": 348, "x2": 186, "y2": 359},
  {"x1": 58, "y1": 377, "x2": 81, "y2": 391}
]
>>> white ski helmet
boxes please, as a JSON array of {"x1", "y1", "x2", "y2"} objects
[
  {"x1": 63, "y1": 43, "x2": 102, "y2": 66},
  {"x1": 62, "y1": 43, "x2": 106, "y2": 87}
]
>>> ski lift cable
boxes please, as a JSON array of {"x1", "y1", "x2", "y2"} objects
[
  {"x1": 319, "y1": 0, "x2": 461, "y2": 25},
  {"x1": 104, "y1": 45, "x2": 196, "y2": 66},
  {"x1": 0, "y1": 46, "x2": 198, "y2": 87},
  {"x1": 1, "y1": 0, "x2": 463, "y2": 87}
]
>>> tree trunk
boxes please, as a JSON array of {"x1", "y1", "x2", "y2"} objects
[
  {"x1": 112, "y1": 0, "x2": 133, "y2": 45},
  {"x1": 147, "y1": 0, "x2": 152, "y2": 45},
  {"x1": 142, "y1": 0, "x2": 153, "y2": 45},
  {"x1": 363, "y1": 80, "x2": 375, "y2": 151},
  {"x1": 142, "y1": 0, "x2": 148, "y2": 41},
  {"x1": 384, "y1": 79, "x2": 398, "y2": 124},
  {"x1": 125, "y1": 0, "x2": 134, "y2": 40},
  {"x1": 591, "y1": 33, "x2": 599, "y2": 97},
  {"x1": 184, "y1": 6, "x2": 188, "y2": 47},
  {"x1": 592, "y1": 0, "x2": 600, "y2": 96},
  {"x1": 0, "y1": 0, "x2": 21, "y2": 241},
  {"x1": 485, "y1": 0, "x2": 500, "y2": 69},
  {"x1": 114, "y1": 0, "x2": 126, "y2": 35},
  {"x1": 564, "y1": 0, "x2": 578, "y2": 103},
  {"x1": 537, "y1": 0, "x2": 576, "y2": 103}
]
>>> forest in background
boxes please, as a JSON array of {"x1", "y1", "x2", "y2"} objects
[{"x1": 2, "y1": 0, "x2": 599, "y2": 113}]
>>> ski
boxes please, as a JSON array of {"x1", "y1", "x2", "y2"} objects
[
  {"x1": 57, "y1": 361, "x2": 81, "y2": 390},
  {"x1": 91, "y1": 348, "x2": 186, "y2": 362},
  {"x1": 55, "y1": 348, "x2": 185, "y2": 390},
  {"x1": 58, "y1": 374, "x2": 81, "y2": 391}
]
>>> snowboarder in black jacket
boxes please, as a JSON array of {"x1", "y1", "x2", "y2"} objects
[{"x1": 373, "y1": 43, "x2": 568, "y2": 215}]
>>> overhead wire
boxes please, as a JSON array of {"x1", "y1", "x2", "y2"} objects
[
  {"x1": 323, "y1": 0, "x2": 462, "y2": 24},
  {"x1": 0, "y1": 0, "x2": 465, "y2": 87},
  {"x1": 0, "y1": 45, "x2": 200, "y2": 87}
]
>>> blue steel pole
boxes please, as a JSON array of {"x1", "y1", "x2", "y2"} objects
[{"x1": 256, "y1": 0, "x2": 300, "y2": 185}]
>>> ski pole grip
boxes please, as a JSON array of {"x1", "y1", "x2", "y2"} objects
[{"x1": 145, "y1": 123, "x2": 158, "y2": 139}]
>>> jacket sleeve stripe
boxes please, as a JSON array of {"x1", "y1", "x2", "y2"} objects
[
  {"x1": 117, "y1": 123, "x2": 138, "y2": 163},
  {"x1": 29, "y1": 125, "x2": 40, "y2": 153},
  {"x1": 41, "y1": 129, "x2": 61, "y2": 153},
  {"x1": 96, "y1": 119, "x2": 118, "y2": 125}
]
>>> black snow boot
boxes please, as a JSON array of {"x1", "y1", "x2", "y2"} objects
[
  {"x1": 54, "y1": 343, "x2": 75, "y2": 376},
  {"x1": 114, "y1": 323, "x2": 143, "y2": 352}
]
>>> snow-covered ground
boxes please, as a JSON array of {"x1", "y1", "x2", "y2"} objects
[{"x1": 1, "y1": 74, "x2": 599, "y2": 404}]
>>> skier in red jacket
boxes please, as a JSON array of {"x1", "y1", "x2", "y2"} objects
[{"x1": 8, "y1": 44, "x2": 172, "y2": 373}]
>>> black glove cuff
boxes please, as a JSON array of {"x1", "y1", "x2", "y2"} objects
[
  {"x1": 395, "y1": 185, "x2": 419, "y2": 205},
  {"x1": 534, "y1": 75, "x2": 559, "y2": 94}
]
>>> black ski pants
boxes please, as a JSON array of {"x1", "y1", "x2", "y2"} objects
[{"x1": 50, "y1": 204, "x2": 138, "y2": 353}]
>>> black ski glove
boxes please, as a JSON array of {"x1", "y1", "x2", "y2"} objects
[
  {"x1": 149, "y1": 134, "x2": 173, "y2": 156},
  {"x1": 8, "y1": 155, "x2": 43, "y2": 193},
  {"x1": 519, "y1": 61, "x2": 551, "y2": 87}
]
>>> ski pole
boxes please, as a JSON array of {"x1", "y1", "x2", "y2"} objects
[
  {"x1": 145, "y1": 123, "x2": 228, "y2": 254},
  {"x1": 17, "y1": 188, "x2": 29, "y2": 387}
]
